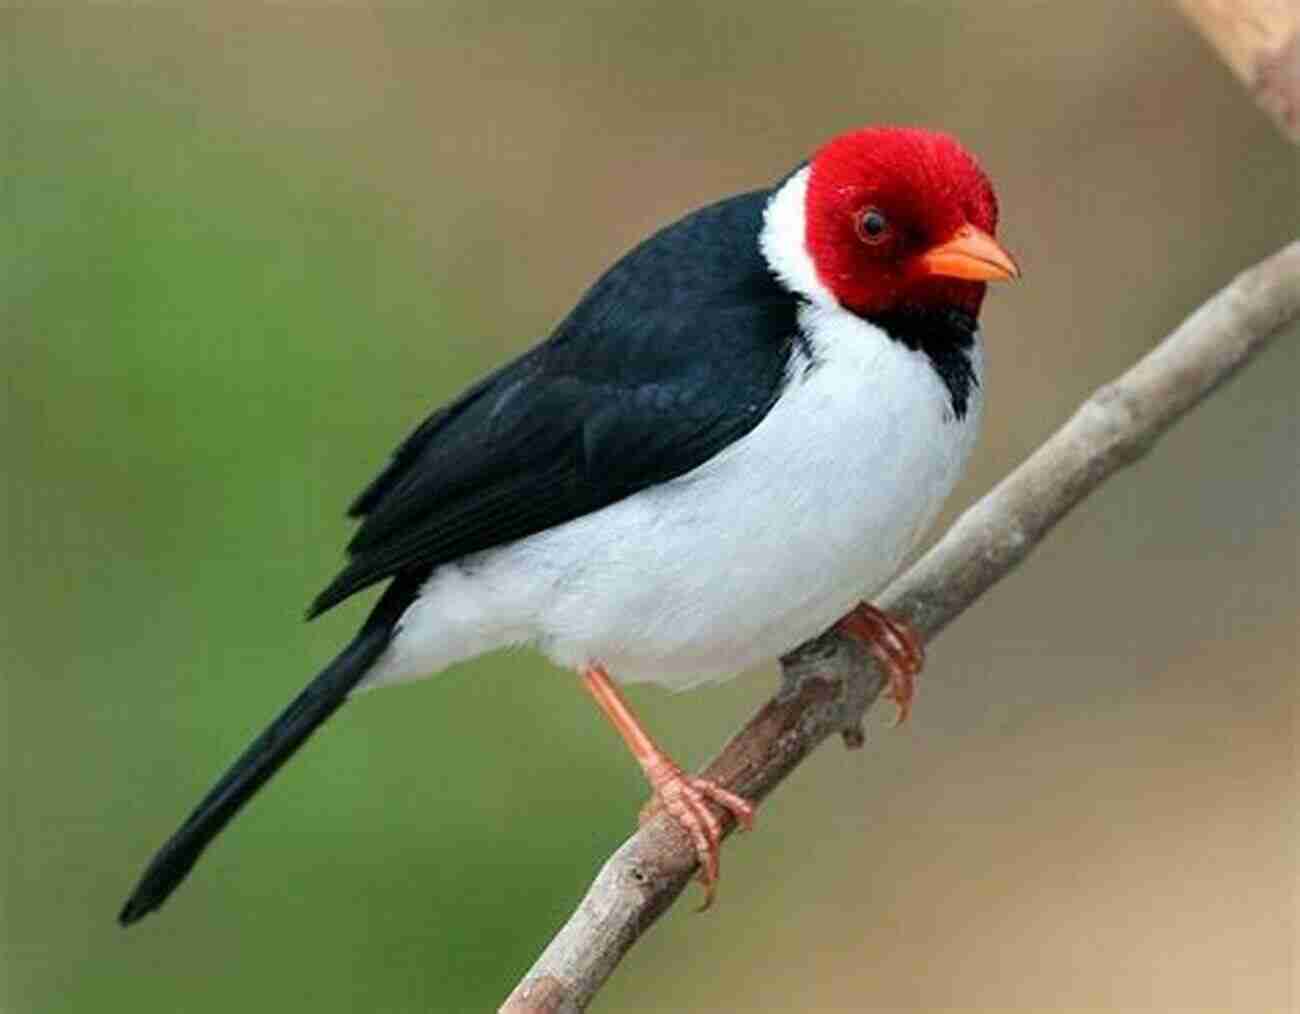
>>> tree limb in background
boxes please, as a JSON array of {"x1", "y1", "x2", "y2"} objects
[
  {"x1": 501, "y1": 241, "x2": 1300, "y2": 1013},
  {"x1": 1178, "y1": 0, "x2": 1300, "y2": 139}
]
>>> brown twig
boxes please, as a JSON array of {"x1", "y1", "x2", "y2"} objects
[
  {"x1": 1177, "y1": 0, "x2": 1300, "y2": 139},
  {"x1": 500, "y1": 240, "x2": 1300, "y2": 1012}
]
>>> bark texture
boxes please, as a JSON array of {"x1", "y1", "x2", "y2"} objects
[{"x1": 1178, "y1": 0, "x2": 1300, "y2": 138}]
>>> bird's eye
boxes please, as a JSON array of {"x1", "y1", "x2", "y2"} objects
[{"x1": 856, "y1": 208, "x2": 889, "y2": 244}]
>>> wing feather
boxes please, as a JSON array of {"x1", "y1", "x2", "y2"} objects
[{"x1": 309, "y1": 189, "x2": 802, "y2": 618}]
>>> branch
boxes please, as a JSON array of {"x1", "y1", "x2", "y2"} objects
[
  {"x1": 501, "y1": 241, "x2": 1300, "y2": 1012},
  {"x1": 1177, "y1": 0, "x2": 1300, "y2": 140}
]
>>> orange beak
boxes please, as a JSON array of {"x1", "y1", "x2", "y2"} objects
[{"x1": 912, "y1": 223, "x2": 1020, "y2": 282}]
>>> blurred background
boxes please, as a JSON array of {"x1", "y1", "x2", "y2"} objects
[{"x1": 5, "y1": 3, "x2": 1296, "y2": 1011}]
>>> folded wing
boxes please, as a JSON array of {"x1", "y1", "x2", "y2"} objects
[{"x1": 309, "y1": 189, "x2": 802, "y2": 618}]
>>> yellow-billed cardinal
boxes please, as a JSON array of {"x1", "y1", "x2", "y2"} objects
[{"x1": 120, "y1": 125, "x2": 1019, "y2": 923}]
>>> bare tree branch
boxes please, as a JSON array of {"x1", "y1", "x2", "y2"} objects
[
  {"x1": 500, "y1": 241, "x2": 1300, "y2": 1012},
  {"x1": 502, "y1": 16, "x2": 1300, "y2": 1003},
  {"x1": 1177, "y1": 0, "x2": 1300, "y2": 139}
]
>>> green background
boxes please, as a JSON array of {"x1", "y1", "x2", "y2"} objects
[{"x1": 5, "y1": 3, "x2": 1297, "y2": 1011}]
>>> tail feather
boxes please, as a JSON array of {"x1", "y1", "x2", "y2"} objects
[{"x1": 118, "y1": 576, "x2": 418, "y2": 926}]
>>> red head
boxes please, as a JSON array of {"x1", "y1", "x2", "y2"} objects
[{"x1": 804, "y1": 127, "x2": 1018, "y2": 317}]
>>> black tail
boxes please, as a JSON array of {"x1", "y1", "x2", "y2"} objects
[{"x1": 118, "y1": 577, "x2": 419, "y2": 926}]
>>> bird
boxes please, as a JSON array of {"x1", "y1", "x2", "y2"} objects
[{"x1": 119, "y1": 125, "x2": 1019, "y2": 924}]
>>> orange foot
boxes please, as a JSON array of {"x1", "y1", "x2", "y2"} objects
[
  {"x1": 581, "y1": 663, "x2": 755, "y2": 910},
  {"x1": 640, "y1": 758, "x2": 755, "y2": 910},
  {"x1": 837, "y1": 602, "x2": 926, "y2": 725}
]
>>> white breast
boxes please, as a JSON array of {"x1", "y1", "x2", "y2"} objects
[
  {"x1": 364, "y1": 312, "x2": 982, "y2": 692},
  {"x1": 362, "y1": 168, "x2": 984, "y2": 691}
]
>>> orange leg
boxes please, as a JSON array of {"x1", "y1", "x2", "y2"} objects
[
  {"x1": 836, "y1": 602, "x2": 926, "y2": 725},
  {"x1": 581, "y1": 664, "x2": 754, "y2": 909}
]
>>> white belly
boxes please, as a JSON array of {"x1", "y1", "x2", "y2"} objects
[{"x1": 364, "y1": 308, "x2": 983, "y2": 692}]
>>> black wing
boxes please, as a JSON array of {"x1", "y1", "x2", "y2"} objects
[{"x1": 309, "y1": 189, "x2": 802, "y2": 618}]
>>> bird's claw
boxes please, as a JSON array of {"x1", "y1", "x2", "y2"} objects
[
  {"x1": 837, "y1": 602, "x2": 925, "y2": 725},
  {"x1": 640, "y1": 761, "x2": 754, "y2": 911}
]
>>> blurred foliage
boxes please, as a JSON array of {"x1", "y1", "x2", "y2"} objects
[{"x1": 4, "y1": 3, "x2": 1296, "y2": 1012}]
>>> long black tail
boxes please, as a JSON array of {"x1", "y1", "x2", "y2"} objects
[{"x1": 118, "y1": 577, "x2": 418, "y2": 926}]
